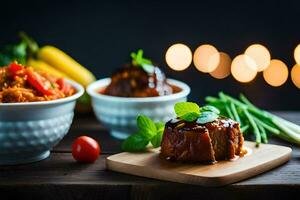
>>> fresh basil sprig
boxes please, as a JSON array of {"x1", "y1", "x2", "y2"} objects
[
  {"x1": 130, "y1": 49, "x2": 155, "y2": 74},
  {"x1": 122, "y1": 115, "x2": 164, "y2": 152},
  {"x1": 174, "y1": 102, "x2": 220, "y2": 124}
]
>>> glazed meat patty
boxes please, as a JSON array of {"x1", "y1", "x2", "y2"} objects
[{"x1": 160, "y1": 117, "x2": 244, "y2": 163}]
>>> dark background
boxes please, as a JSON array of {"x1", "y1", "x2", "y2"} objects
[{"x1": 1, "y1": 0, "x2": 299, "y2": 110}]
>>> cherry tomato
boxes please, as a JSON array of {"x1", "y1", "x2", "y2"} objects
[
  {"x1": 26, "y1": 70, "x2": 54, "y2": 95},
  {"x1": 72, "y1": 136, "x2": 101, "y2": 163}
]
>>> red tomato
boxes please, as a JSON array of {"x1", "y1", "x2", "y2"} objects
[
  {"x1": 26, "y1": 70, "x2": 54, "y2": 95},
  {"x1": 8, "y1": 62, "x2": 24, "y2": 79},
  {"x1": 72, "y1": 136, "x2": 101, "y2": 163},
  {"x1": 56, "y1": 78, "x2": 72, "y2": 95},
  {"x1": 9, "y1": 62, "x2": 23, "y2": 74}
]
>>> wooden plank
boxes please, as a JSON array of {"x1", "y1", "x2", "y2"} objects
[
  {"x1": 53, "y1": 128, "x2": 122, "y2": 154},
  {"x1": 0, "y1": 152, "x2": 299, "y2": 200},
  {"x1": 0, "y1": 152, "x2": 299, "y2": 186},
  {"x1": 106, "y1": 141, "x2": 292, "y2": 186}
]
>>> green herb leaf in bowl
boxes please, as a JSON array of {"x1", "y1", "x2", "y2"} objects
[{"x1": 130, "y1": 49, "x2": 155, "y2": 74}]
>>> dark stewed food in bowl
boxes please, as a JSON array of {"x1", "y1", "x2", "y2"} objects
[{"x1": 102, "y1": 49, "x2": 181, "y2": 97}]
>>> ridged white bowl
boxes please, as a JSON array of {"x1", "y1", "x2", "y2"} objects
[
  {"x1": 0, "y1": 80, "x2": 84, "y2": 165},
  {"x1": 87, "y1": 78, "x2": 190, "y2": 139}
]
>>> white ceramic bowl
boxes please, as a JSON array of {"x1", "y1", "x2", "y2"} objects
[
  {"x1": 0, "y1": 80, "x2": 84, "y2": 165},
  {"x1": 87, "y1": 78, "x2": 190, "y2": 139}
]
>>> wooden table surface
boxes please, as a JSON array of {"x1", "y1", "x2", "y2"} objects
[{"x1": 0, "y1": 112, "x2": 299, "y2": 200}]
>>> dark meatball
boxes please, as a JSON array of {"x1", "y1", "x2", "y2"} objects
[{"x1": 104, "y1": 65, "x2": 178, "y2": 97}]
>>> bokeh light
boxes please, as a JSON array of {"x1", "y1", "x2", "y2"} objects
[
  {"x1": 291, "y1": 64, "x2": 300, "y2": 89},
  {"x1": 245, "y1": 44, "x2": 271, "y2": 71},
  {"x1": 209, "y1": 52, "x2": 232, "y2": 79},
  {"x1": 165, "y1": 43, "x2": 192, "y2": 71},
  {"x1": 193, "y1": 44, "x2": 220, "y2": 73},
  {"x1": 263, "y1": 59, "x2": 288, "y2": 87},
  {"x1": 231, "y1": 54, "x2": 258, "y2": 83},
  {"x1": 294, "y1": 44, "x2": 300, "y2": 65}
]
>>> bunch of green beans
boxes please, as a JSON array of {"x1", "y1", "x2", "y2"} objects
[{"x1": 205, "y1": 92, "x2": 300, "y2": 146}]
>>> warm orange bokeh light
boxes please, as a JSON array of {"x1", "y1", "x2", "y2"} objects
[
  {"x1": 263, "y1": 59, "x2": 288, "y2": 87},
  {"x1": 294, "y1": 44, "x2": 300, "y2": 65},
  {"x1": 245, "y1": 44, "x2": 271, "y2": 72},
  {"x1": 193, "y1": 44, "x2": 220, "y2": 73},
  {"x1": 231, "y1": 54, "x2": 257, "y2": 83},
  {"x1": 165, "y1": 43, "x2": 192, "y2": 71},
  {"x1": 291, "y1": 64, "x2": 300, "y2": 89},
  {"x1": 209, "y1": 52, "x2": 232, "y2": 79}
]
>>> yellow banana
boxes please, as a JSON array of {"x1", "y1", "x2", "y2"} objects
[
  {"x1": 37, "y1": 46, "x2": 96, "y2": 87},
  {"x1": 27, "y1": 58, "x2": 71, "y2": 79}
]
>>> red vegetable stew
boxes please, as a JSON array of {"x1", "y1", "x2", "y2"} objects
[{"x1": 0, "y1": 62, "x2": 76, "y2": 103}]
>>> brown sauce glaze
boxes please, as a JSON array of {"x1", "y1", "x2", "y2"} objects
[{"x1": 161, "y1": 117, "x2": 244, "y2": 163}]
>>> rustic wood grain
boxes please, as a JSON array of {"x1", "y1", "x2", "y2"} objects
[
  {"x1": 106, "y1": 141, "x2": 292, "y2": 186},
  {"x1": 0, "y1": 111, "x2": 299, "y2": 199}
]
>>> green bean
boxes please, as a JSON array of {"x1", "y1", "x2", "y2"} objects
[
  {"x1": 241, "y1": 125, "x2": 249, "y2": 133},
  {"x1": 230, "y1": 102, "x2": 241, "y2": 125},
  {"x1": 257, "y1": 124, "x2": 268, "y2": 143},
  {"x1": 252, "y1": 116, "x2": 280, "y2": 135},
  {"x1": 243, "y1": 109, "x2": 261, "y2": 146}
]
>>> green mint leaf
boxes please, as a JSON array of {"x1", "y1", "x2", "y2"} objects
[
  {"x1": 141, "y1": 63, "x2": 155, "y2": 74},
  {"x1": 181, "y1": 112, "x2": 201, "y2": 122},
  {"x1": 196, "y1": 111, "x2": 219, "y2": 124},
  {"x1": 200, "y1": 105, "x2": 220, "y2": 114},
  {"x1": 174, "y1": 102, "x2": 200, "y2": 121},
  {"x1": 150, "y1": 122, "x2": 165, "y2": 148},
  {"x1": 137, "y1": 49, "x2": 143, "y2": 61},
  {"x1": 151, "y1": 129, "x2": 164, "y2": 148},
  {"x1": 155, "y1": 122, "x2": 165, "y2": 132},
  {"x1": 130, "y1": 49, "x2": 154, "y2": 73},
  {"x1": 137, "y1": 115, "x2": 157, "y2": 139},
  {"x1": 122, "y1": 133, "x2": 149, "y2": 152}
]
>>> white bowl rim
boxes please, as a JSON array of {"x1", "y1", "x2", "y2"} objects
[
  {"x1": 87, "y1": 78, "x2": 190, "y2": 103},
  {"x1": 0, "y1": 79, "x2": 84, "y2": 107}
]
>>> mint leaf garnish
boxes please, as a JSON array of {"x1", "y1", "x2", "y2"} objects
[
  {"x1": 200, "y1": 105, "x2": 220, "y2": 114},
  {"x1": 150, "y1": 122, "x2": 165, "y2": 148},
  {"x1": 174, "y1": 102, "x2": 219, "y2": 123},
  {"x1": 174, "y1": 102, "x2": 200, "y2": 122},
  {"x1": 155, "y1": 122, "x2": 165, "y2": 132},
  {"x1": 122, "y1": 115, "x2": 165, "y2": 152},
  {"x1": 121, "y1": 133, "x2": 149, "y2": 152},
  {"x1": 137, "y1": 115, "x2": 157, "y2": 139},
  {"x1": 130, "y1": 49, "x2": 155, "y2": 74},
  {"x1": 196, "y1": 111, "x2": 218, "y2": 124}
]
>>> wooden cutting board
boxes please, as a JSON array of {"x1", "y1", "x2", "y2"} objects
[{"x1": 106, "y1": 141, "x2": 292, "y2": 186}]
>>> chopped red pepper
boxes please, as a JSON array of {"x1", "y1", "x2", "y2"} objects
[
  {"x1": 26, "y1": 70, "x2": 54, "y2": 96},
  {"x1": 56, "y1": 78, "x2": 72, "y2": 95},
  {"x1": 8, "y1": 62, "x2": 24, "y2": 78}
]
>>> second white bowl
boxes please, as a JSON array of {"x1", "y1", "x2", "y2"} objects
[{"x1": 87, "y1": 78, "x2": 190, "y2": 139}]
